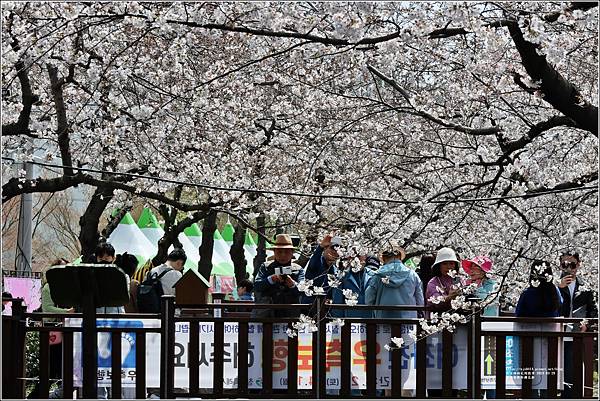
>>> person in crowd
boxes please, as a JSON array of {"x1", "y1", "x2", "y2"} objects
[
  {"x1": 462, "y1": 255, "x2": 498, "y2": 399},
  {"x1": 95, "y1": 242, "x2": 116, "y2": 264},
  {"x1": 425, "y1": 247, "x2": 462, "y2": 313},
  {"x1": 133, "y1": 258, "x2": 154, "y2": 283},
  {"x1": 144, "y1": 251, "x2": 186, "y2": 401},
  {"x1": 362, "y1": 254, "x2": 381, "y2": 273},
  {"x1": 417, "y1": 253, "x2": 436, "y2": 296},
  {"x1": 94, "y1": 245, "x2": 136, "y2": 399},
  {"x1": 515, "y1": 260, "x2": 562, "y2": 317},
  {"x1": 365, "y1": 240, "x2": 424, "y2": 319},
  {"x1": 253, "y1": 234, "x2": 304, "y2": 317},
  {"x1": 115, "y1": 252, "x2": 141, "y2": 313},
  {"x1": 365, "y1": 241, "x2": 422, "y2": 398},
  {"x1": 556, "y1": 250, "x2": 597, "y2": 398},
  {"x1": 462, "y1": 255, "x2": 499, "y2": 316},
  {"x1": 94, "y1": 243, "x2": 128, "y2": 314},
  {"x1": 2, "y1": 291, "x2": 13, "y2": 314},
  {"x1": 36, "y1": 259, "x2": 74, "y2": 399},
  {"x1": 557, "y1": 250, "x2": 597, "y2": 328},
  {"x1": 515, "y1": 260, "x2": 562, "y2": 399},
  {"x1": 236, "y1": 279, "x2": 254, "y2": 301},
  {"x1": 302, "y1": 234, "x2": 342, "y2": 304},
  {"x1": 331, "y1": 253, "x2": 374, "y2": 318},
  {"x1": 148, "y1": 249, "x2": 187, "y2": 297}
]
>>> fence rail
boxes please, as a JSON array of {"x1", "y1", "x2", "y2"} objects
[{"x1": 2, "y1": 297, "x2": 598, "y2": 399}]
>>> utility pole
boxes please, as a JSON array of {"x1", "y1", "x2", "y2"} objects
[{"x1": 15, "y1": 160, "x2": 33, "y2": 272}]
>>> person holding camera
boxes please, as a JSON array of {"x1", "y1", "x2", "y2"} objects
[
  {"x1": 253, "y1": 234, "x2": 304, "y2": 318},
  {"x1": 557, "y1": 251, "x2": 597, "y2": 398},
  {"x1": 301, "y1": 234, "x2": 342, "y2": 304},
  {"x1": 557, "y1": 251, "x2": 597, "y2": 329}
]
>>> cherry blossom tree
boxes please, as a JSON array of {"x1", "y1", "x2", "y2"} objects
[{"x1": 2, "y1": 2, "x2": 597, "y2": 312}]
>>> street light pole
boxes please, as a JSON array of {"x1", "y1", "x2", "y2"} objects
[{"x1": 15, "y1": 160, "x2": 33, "y2": 273}]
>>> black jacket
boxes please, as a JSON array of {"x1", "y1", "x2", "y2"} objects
[
  {"x1": 558, "y1": 275, "x2": 597, "y2": 324},
  {"x1": 253, "y1": 260, "x2": 303, "y2": 318}
]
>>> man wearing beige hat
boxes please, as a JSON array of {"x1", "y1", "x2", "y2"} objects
[{"x1": 253, "y1": 234, "x2": 304, "y2": 317}]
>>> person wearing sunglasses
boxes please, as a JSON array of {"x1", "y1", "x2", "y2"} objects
[
  {"x1": 557, "y1": 250, "x2": 597, "y2": 398},
  {"x1": 557, "y1": 251, "x2": 597, "y2": 329}
]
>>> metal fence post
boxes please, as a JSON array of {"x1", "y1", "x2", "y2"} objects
[
  {"x1": 471, "y1": 310, "x2": 481, "y2": 399},
  {"x1": 80, "y1": 271, "x2": 98, "y2": 399},
  {"x1": 160, "y1": 295, "x2": 175, "y2": 399},
  {"x1": 6, "y1": 298, "x2": 27, "y2": 399},
  {"x1": 314, "y1": 296, "x2": 323, "y2": 399}
]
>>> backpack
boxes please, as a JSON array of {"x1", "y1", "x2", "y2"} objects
[{"x1": 136, "y1": 269, "x2": 171, "y2": 313}]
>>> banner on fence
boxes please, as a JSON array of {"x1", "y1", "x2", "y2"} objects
[
  {"x1": 2, "y1": 277, "x2": 41, "y2": 313},
  {"x1": 70, "y1": 319, "x2": 558, "y2": 390},
  {"x1": 480, "y1": 322, "x2": 563, "y2": 390}
]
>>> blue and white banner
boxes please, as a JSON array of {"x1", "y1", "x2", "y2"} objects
[
  {"x1": 480, "y1": 322, "x2": 564, "y2": 390},
  {"x1": 69, "y1": 319, "x2": 563, "y2": 390}
]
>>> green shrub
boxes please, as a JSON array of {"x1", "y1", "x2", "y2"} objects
[{"x1": 25, "y1": 331, "x2": 40, "y2": 394}]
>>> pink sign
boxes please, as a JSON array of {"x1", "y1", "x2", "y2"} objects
[
  {"x1": 3, "y1": 277, "x2": 42, "y2": 313},
  {"x1": 209, "y1": 275, "x2": 236, "y2": 294}
]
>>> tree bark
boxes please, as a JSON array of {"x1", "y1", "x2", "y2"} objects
[
  {"x1": 230, "y1": 218, "x2": 247, "y2": 283},
  {"x1": 78, "y1": 186, "x2": 114, "y2": 262},
  {"x1": 198, "y1": 209, "x2": 217, "y2": 281},
  {"x1": 47, "y1": 65, "x2": 74, "y2": 176},
  {"x1": 101, "y1": 206, "x2": 131, "y2": 239},
  {"x1": 252, "y1": 213, "x2": 267, "y2": 279},
  {"x1": 152, "y1": 206, "x2": 208, "y2": 266},
  {"x1": 505, "y1": 21, "x2": 598, "y2": 136}
]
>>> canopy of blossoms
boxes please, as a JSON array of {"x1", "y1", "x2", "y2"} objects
[{"x1": 2, "y1": 2, "x2": 597, "y2": 308}]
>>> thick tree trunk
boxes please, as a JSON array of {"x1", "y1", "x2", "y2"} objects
[
  {"x1": 252, "y1": 213, "x2": 267, "y2": 279},
  {"x1": 78, "y1": 186, "x2": 113, "y2": 262},
  {"x1": 101, "y1": 207, "x2": 130, "y2": 239},
  {"x1": 152, "y1": 204, "x2": 180, "y2": 266},
  {"x1": 152, "y1": 205, "x2": 208, "y2": 266},
  {"x1": 153, "y1": 231, "x2": 180, "y2": 266},
  {"x1": 230, "y1": 219, "x2": 247, "y2": 283},
  {"x1": 506, "y1": 21, "x2": 598, "y2": 136},
  {"x1": 198, "y1": 209, "x2": 217, "y2": 281}
]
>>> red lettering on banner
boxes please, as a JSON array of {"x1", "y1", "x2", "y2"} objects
[
  {"x1": 325, "y1": 339, "x2": 342, "y2": 372},
  {"x1": 272, "y1": 339, "x2": 288, "y2": 372},
  {"x1": 352, "y1": 340, "x2": 381, "y2": 371},
  {"x1": 298, "y1": 345, "x2": 312, "y2": 371}
]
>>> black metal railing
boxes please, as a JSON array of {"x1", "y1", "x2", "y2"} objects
[{"x1": 2, "y1": 297, "x2": 597, "y2": 399}]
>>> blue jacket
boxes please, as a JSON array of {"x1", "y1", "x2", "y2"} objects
[
  {"x1": 473, "y1": 279, "x2": 499, "y2": 316},
  {"x1": 301, "y1": 245, "x2": 339, "y2": 304},
  {"x1": 365, "y1": 261, "x2": 424, "y2": 319},
  {"x1": 331, "y1": 268, "x2": 374, "y2": 318}
]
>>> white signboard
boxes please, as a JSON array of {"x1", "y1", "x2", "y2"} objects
[{"x1": 66, "y1": 319, "x2": 474, "y2": 390}]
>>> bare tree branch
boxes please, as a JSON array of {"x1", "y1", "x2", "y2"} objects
[
  {"x1": 48, "y1": 64, "x2": 75, "y2": 176},
  {"x1": 366, "y1": 64, "x2": 501, "y2": 136}
]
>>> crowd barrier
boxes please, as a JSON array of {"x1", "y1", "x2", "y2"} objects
[{"x1": 2, "y1": 297, "x2": 597, "y2": 399}]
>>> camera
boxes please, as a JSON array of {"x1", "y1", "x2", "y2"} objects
[{"x1": 274, "y1": 266, "x2": 293, "y2": 276}]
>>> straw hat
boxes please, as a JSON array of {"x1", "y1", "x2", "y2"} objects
[{"x1": 271, "y1": 234, "x2": 295, "y2": 249}]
